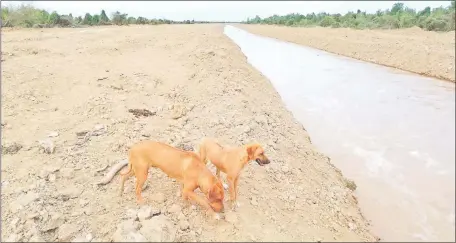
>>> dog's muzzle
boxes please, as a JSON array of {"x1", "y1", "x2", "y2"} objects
[{"x1": 256, "y1": 158, "x2": 270, "y2": 166}]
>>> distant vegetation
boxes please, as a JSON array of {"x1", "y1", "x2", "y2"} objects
[
  {"x1": 244, "y1": 2, "x2": 455, "y2": 32},
  {"x1": 0, "y1": 3, "x2": 238, "y2": 28}
]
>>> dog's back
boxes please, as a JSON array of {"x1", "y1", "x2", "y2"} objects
[
  {"x1": 130, "y1": 140, "x2": 200, "y2": 180},
  {"x1": 199, "y1": 138, "x2": 225, "y2": 163}
]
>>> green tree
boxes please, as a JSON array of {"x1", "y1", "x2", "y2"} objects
[
  {"x1": 48, "y1": 11, "x2": 60, "y2": 25},
  {"x1": 91, "y1": 14, "x2": 100, "y2": 25},
  {"x1": 127, "y1": 16, "x2": 136, "y2": 24},
  {"x1": 136, "y1": 16, "x2": 148, "y2": 24},
  {"x1": 100, "y1": 9, "x2": 109, "y2": 23},
  {"x1": 391, "y1": 2, "x2": 405, "y2": 15},
  {"x1": 82, "y1": 13, "x2": 92, "y2": 25},
  {"x1": 111, "y1": 11, "x2": 128, "y2": 25}
]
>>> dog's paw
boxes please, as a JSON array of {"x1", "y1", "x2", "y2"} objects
[
  {"x1": 213, "y1": 213, "x2": 221, "y2": 221},
  {"x1": 231, "y1": 201, "x2": 241, "y2": 211},
  {"x1": 223, "y1": 183, "x2": 229, "y2": 190},
  {"x1": 236, "y1": 201, "x2": 241, "y2": 208}
]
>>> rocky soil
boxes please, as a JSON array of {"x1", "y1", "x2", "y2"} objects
[
  {"x1": 239, "y1": 24, "x2": 455, "y2": 82},
  {"x1": 1, "y1": 24, "x2": 377, "y2": 242}
]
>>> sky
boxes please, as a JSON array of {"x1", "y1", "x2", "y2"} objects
[{"x1": 2, "y1": 1, "x2": 452, "y2": 22}]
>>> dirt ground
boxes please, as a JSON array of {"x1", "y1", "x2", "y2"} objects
[
  {"x1": 1, "y1": 24, "x2": 377, "y2": 242},
  {"x1": 238, "y1": 24, "x2": 456, "y2": 82}
]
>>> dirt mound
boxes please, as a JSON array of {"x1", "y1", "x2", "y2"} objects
[{"x1": 1, "y1": 24, "x2": 377, "y2": 242}]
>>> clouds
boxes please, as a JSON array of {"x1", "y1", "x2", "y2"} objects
[{"x1": 2, "y1": 1, "x2": 451, "y2": 22}]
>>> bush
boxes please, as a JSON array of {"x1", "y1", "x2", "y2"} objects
[
  {"x1": 111, "y1": 11, "x2": 128, "y2": 25},
  {"x1": 244, "y1": 1, "x2": 455, "y2": 32},
  {"x1": 320, "y1": 16, "x2": 335, "y2": 27}
]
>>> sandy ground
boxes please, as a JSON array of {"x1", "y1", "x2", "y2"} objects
[
  {"x1": 238, "y1": 24, "x2": 456, "y2": 82},
  {"x1": 1, "y1": 24, "x2": 377, "y2": 242}
]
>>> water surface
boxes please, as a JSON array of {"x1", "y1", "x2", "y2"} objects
[{"x1": 224, "y1": 25, "x2": 455, "y2": 242}]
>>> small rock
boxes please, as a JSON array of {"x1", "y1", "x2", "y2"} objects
[
  {"x1": 48, "y1": 174, "x2": 56, "y2": 182},
  {"x1": 138, "y1": 206, "x2": 160, "y2": 221},
  {"x1": 171, "y1": 104, "x2": 188, "y2": 120},
  {"x1": 76, "y1": 130, "x2": 90, "y2": 137},
  {"x1": 243, "y1": 126, "x2": 252, "y2": 133},
  {"x1": 167, "y1": 204, "x2": 182, "y2": 214},
  {"x1": 79, "y1": 199, "x2": 89, "y2": 207},
  {"x1": 179, "y1": 220, "x2": 190, "y2": 231},
  {"x1": 348, "y1": 222, "x2": 357, "y2": 231},
  {"x1": 38, "y1": 139, "x2": 55, "y2": 154},
  {"x1": 16, "y1": 192, "x2": 40, "y2": 207},
  {"x1": 60, "y1": 168, "x2": 75, "y2": 179},
  {"x1": 254, "y1": 115, "x2": 268, "y2": 125},
  {"x1": 281, "y1": 166, "x2": 290, "y2": 174},
  {"x1": 150, "y1": 192, "x2": 166, "y2": 203},
  {"x1": 140, "y1": 215, "x2": 177, "y2": 242},
  {"x1": 94, "y1": 124, "x2": 105, "y2": 131},
  {"x1": 27, "y1": 212, "x2": 40, "y2": 220},
  {"x1": 11, "y1": 217, "x2": 20, "y2": 227},
  {"x1": 48, "y1": 132, "x2": 59, "y2": 137},
  {"x1": 41, "y1": 213, "x2": 64, "y2": 232},
  {"x1": 125, "y1": 208, "x2": 138, "y2": 220},
  {"x1": 92, "y1": 124, "x2": 106, "y2": 136},
  {"x1": 4, "y1": 233, "x2": 21, "y2": 242},
  {"x1": 71, "y1": 235, "x2": 87, "y2": 242},
  {"x1": 112, "y1": 220, "x2": 142, "y2": 242},
  {"x1": 177, "y1": 212, "x2": 186, "y2": 221},
  {"x1": 85, "y1": 233, "x2": 93, "y2": 242},
  {"x1": 71, "y1": 233, "x2": 93, "y2": 243},
  {"x1": 250, "y1": 197, "x2": 258, "y2": 206},
  {"x1": 9, "y1": 202, "x2": 23, "y2": 214},
  {"x1": 29, "y1": 234, "x2": 45, "y2": 242},
  {"x1": 289, "y1": 195, "x2": 296, "y2": 201},
  {"x1": 59, "y1": 186, "x2": 82, "y2": 201},
  {"x1": 2, "y1": 142, "x2": 23, "y2": 155},
  {"x1": 113, "y1": 231, "x2": 146, "y2": 242}
]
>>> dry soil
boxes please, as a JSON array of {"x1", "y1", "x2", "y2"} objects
[
  {"x1": 1, "y1": 24, "x2": 377, "y2": 242},
  {"x1": 238, "y1": 24, "x2": 455, "y2": 82}
]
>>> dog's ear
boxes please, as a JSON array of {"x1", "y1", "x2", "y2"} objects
[
  {"x1": 246, "y1": 143, "x2": 260, "y2": 158},
  {"x1": 208, "y1": 183, "x2": 222, "y2": 201}
]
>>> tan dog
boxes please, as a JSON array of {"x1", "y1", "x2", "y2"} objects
[
  {"x1": 120, "y1": 140, "x2": 225, "y2": 214},
  {"x1": 198, "y1": 138, "x2": 270, "y2": 209}
]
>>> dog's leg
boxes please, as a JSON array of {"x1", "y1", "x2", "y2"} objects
[
  {"x1": 181, "y1": 183, "x2": 192, "y2": 208},
  {"x1": 182, "y1": 187, "x2": 212, "y2": 211},
  {"x1": 134, "y1": 165, "x2": 148, "y2": 205},
  {"x1": 183, "y1": 188, "x2": 220, "y2": 220},
  {"x1": 227, "y1": 176, "x2": 237, "y2": 210},
  {"x1": 119, "y1": 168, "x2": 134, "y2": 196},
  {"x1": 233, "y1": 176, "x2": 241, "y2": 208}
]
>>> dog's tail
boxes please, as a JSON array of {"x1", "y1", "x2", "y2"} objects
[
  {"x1": 198, "y1": 139, "x2": 209, "y2": 165},
  {"x1": 120, "y1": 160, "x2": 132, "y2": 176}
]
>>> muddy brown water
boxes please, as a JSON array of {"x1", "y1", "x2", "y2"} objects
[{"x1": 224, "y1": 25, "x2": 455, "y2": 242}]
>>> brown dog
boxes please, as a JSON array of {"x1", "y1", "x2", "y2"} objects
[
  {"x1": 198, "y1": 138, "x2": 270, "y2": 209},
  {"x1": 120, "y1": 140, "x2": 225, "y2": 214}
]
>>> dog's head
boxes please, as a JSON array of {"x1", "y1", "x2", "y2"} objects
[
  {"x1": 246, "y1": 143, "x2": 270, "y2": 166},
  {"x1": 207, "y1": 180, "x2": 225, "y2": 213}
]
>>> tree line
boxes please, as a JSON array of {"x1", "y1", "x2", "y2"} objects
[
  {"x1": 244, "y1": 2, "x2": 455, "y2": 32},
  {"x1": 0, "y1": 4, "x2": 238, "y2": 28}
]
